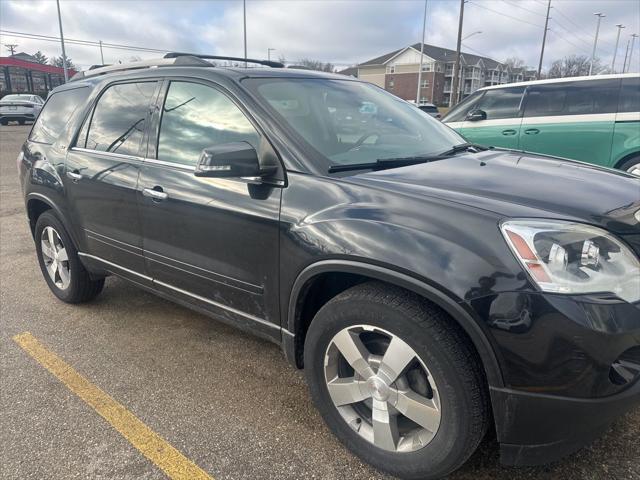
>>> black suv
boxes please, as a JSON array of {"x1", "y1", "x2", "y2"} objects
[{"x1": 18, "y1": 54, "x2": 640, "y2": 480}]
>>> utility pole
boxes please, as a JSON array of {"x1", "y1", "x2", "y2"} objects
[
  {"x1": 611, "y1": 24, "x2": 624, "y2": 73},
  {"x1": 243, "y1": 0, "x2": 247, "y2": 67},
  {"x1": 416, "y1": 0, "x2": 428, "y2": 105},
  {"x1": 629, "y1": 34, "x2": 638, "y2": 73},
  {"x1": 5, "y1": 44, "x2": 18, "y2": 56},
  {"x1": 537, "y1": 0, "x2": 551, "y2": 79},
  {"x1": 622, "y1": 38, "x2": 631, "y2": 73},
  {"x1": 589, "y1": 12, "x2": 606, "y2": 76},
  {"x1": 450, "y1": 0, "x2": 465, "y2": 107},
  {"x1": 99, "y1": 40, "x2": 105, "y2": 64},
  {"x1": 55, "y1": 0, "x2": 69, "y2": 81},
  {"x1": 267, "y1": 48, "x2": 276, "y2": 62}
]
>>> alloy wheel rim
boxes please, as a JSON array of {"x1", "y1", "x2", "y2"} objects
[
  {"x1": 626, "y1": 164, "x2": 640, "y2": 177},
  {"x1": 324, "y1": 325, "x2": 441, "y2": 453},
  {"x1": 41, "y1": 226, "x2": 71, "y2": 290}
]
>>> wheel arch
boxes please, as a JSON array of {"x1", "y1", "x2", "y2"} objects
[
  {"x1": 26, "y1": 193, "x2": 80, "y2": 249},
  {"x1": 284, "y1": 259, "x2": 504, "y2": 389},
  {"x1": 614, "y1": 150, "x2": 640, "y2": 170}
]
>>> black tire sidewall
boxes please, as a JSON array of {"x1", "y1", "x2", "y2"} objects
[
  {"x1": 304, "y1": 291, "x2": 484, "y2": 480},
  {"x1": 34, "y1": 211, "x2": 86, "y2": 302},
  {"x1": 619, "y1": 155, "x2": 640, "y2": 174}
]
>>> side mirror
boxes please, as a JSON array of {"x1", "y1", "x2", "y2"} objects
[
  {"x1": 195, "y1": 142, "x2": 261, "y2": 178},
  {"x1": 466, "y1": 109, "x2": 487, "y2": 122}
]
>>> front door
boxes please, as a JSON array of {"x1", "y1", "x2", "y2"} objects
[
  {"x1": 138, "y1": 80, "x2": 282, "y2": 340},
  {"x1": 459, "y1": 86, "x2": 525, "y2": 149},
  {"x1": 65, "y1": 80, "x2": 159, "y2": 279}
]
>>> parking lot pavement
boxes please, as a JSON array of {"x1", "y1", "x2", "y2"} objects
[{"x1": 1, "y1": 124, "x2": 638, "y2": 480}]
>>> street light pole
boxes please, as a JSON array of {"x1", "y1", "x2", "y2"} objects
[
  {"x1": 611, "y1": 25, "x2": 624, "y2": 73},
  {"x1": 243, "y1": 0, "x2": 247, "y2": 67},
  {"x1": 622, "y1": 38, "x2": 631, "y2": 73},
  {"x1": 99, "y1": 40, "x2": 105, "y2": 65},
  {"x1": 628, "y1": 34, "x2": 638, "y2": 73},
  {"x1": 416, "y1": 0, "x2": 428, "y2": 105},
  {"x1": 55, "y1": 0, "x2": 69, "y2": 81},
  {"x1": 450, "y1": 0, "x2": 465, "y2": 107},
  {"x1": 537, "y1": 0, "x2": 551, "y2": 79},
  {"x1": 267, "y1": 48, "x2": 276, "y2": 62},
  {"x1": 589, "y1": 12, "x2": 606, "y2": 76}
]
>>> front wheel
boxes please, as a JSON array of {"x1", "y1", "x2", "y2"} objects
[
  {"x1": 35, "y1": 211, "x2": 105, "y2": 303},
  {"x1": 619, "y1": 155, "x2": 640, "y2": 177},
  {"x1": 304, "y1": 282, "x2": 489, "y2": 480}
]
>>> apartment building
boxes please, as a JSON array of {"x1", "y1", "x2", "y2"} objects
[{"x1": 356, "y1": 43, "x2": 536, "y2": 106}]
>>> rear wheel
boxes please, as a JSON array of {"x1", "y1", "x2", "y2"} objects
[
  {"x1": 35, "y1": 211, "x2": 104, "y2": 303},
  {"x1": 304, "y1": 282, "x2": 489, "y2": 480},
  {"x1": 0, "y1": 119, "x2": 7, "y2": 125},
  {"x1": 619, "y1": 155, "x2": 640, "y2": 177}
]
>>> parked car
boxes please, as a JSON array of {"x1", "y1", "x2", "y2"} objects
[
  {"x1": 0, "y1": 93, "x2": 44, "y2": 125},
  {"x1": 18, "y1": 55, "x2": 640, "y2": 480},
  {"x1": 442, "y1": 73, "x2": 640, "y2": 175},
  {"x1": 417, "y1": 102, "x2": 441, "y2": 119}
]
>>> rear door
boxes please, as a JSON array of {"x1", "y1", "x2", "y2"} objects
[
  {"x1": 138, "y1": 79, "x2": 282, "y2": 340},
  {"x1": 65, "y1": 80, "x2": 159, "y2": 280},
  {"x1": 519, "y1": 79, "x2": 620, "y2": 166},
  {"x1": 458, "y1": 86, "x2": 525, "y2": 149},
  {"x1": 612, "y1": 76, "x2": 640, "y2": 169}
]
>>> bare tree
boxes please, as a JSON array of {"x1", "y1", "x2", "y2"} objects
[
  {"x1": 547, "y1": 55, "x2": 604, "y2": 78},
  {"x1": 294, "y1": 58, "x2": 335, "y2": 72},
  {"x1": 503, "y1": 56, "x2": 526, "y2": 69}
]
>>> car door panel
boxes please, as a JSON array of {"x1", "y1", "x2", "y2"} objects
[{"x1": 138, "y1": 80, "x2": 282, "y2": 340}]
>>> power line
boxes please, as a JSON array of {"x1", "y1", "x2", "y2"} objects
[
  {"x1": 467, "y1": 2, "x2": 545, "y2": 28},
  {"x1": 500, "y1": 0, "x2": 547, "y2": 18},
  {"x1": 552, "y1": 4, "x2": 614, "y2": 49}
]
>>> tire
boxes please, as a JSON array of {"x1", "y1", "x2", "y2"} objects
[
  {"x1": 0, "y1": 119, "x2": 7, "y2": 126},
  {"x1": 35, "y1": 211, "x2": 105, "y2": 303},
  {"x1": 18, "y1": 119, "x2": 25, "y2": 125},
  {"x1": 618, "y1": 155, "x2": 640, "y2": 177},
  {"x1": 304, "y1": 282, "x2": 489, "y2": 480}
]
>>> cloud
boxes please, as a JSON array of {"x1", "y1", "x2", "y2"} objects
[{"x1": 0, "y1": 0, "x2": 638, "y2": 72}]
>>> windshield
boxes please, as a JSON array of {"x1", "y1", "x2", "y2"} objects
[
  {"x1": 245, "y1": 78, "x2": 464, "y2": 171},
  {"x1": 2, "y1": 94, "x2": 33, "y2": 101}
]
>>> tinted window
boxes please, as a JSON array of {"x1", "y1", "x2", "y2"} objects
[
  {"x1": 443, "y1": 91, "x2": 483, "y2": 122},
  {"x1": 524, "y1": 79, "x2": 619, "y2": 117},
  {"x1": 618, "y1": 77, "x2": 640, "y2": 113},
  {"x1": 157, "y1": 82, "x2": 259, "y2": 166},
  {"x1": 419, "y1": 105, "x2": 438, "y2": 113},
  {"x1": 475, "y1": 87, "x2": 525, "y2": 120},
  {"x1": 29, "y1": 87, "x2": 90, "y2": 144},
  {"x1": 84, "y1": 82, "x2": 156, "y2": 156}
]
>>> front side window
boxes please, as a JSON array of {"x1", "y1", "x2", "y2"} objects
[
  {"x1": 524, "y1": 79, "x2": 619, "y2": 117},
  {"x1": 474, "y1": 87, "x2": 525, "y2": 120},
  {"x1": 157, "y1": 82, "x2": 260, "y2": 166},
  {"x1": 82, "y1": 82, "x2": 156, "y2": 156},
  {"x1": 29, "y1": 87, "x2": 90, "y2": 144},
  {"x1": 618, "y1": 77, "x2": 640, "y2": 113},
  {"x1": 442, "y1": 91, "x2": 483, "y2": 122},
  {"x1": 245, "y1": 78, "x2": 463, "y2": 171}
]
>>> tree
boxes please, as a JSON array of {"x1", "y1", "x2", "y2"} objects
[
  {"x1": 547, "y1": 55, "x2": 603, "y2": 78},
  {"x1": 50, "y1": 55, "x2": 76, "y2": 71},
  {"x1": 32, "y1": 51, "x2": 49, "y2": 64},
  {"x1": 503, "y1": 56, "x2": 525, "y2": 69},
  {"x1": 295, "y1": 58, "x2": 335, "y2": 72}
]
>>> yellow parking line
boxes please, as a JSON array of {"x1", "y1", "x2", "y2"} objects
[{"x1": 13, "y1": 332, "x2": 214, "y2": 480}]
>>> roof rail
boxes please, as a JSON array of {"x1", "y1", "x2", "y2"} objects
[
  {"x1": 164, "y1": 52, "x2": 284, "y2": 68},
  {"x1": 69, "y1": 55, "x2": 211, "y2": 81}
]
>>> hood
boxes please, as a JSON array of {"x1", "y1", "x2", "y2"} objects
[{"x1": 349, "y1": 150, "x2": 640, "y2": 234}]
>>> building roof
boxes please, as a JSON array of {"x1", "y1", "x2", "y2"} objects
[
  {"x1": 359, "y1": 43, "x2": 503, "y2": 69},
  {"x1": 0, "y1": 56, "x2": 77, "y2": 76},
  {"x1": 337, "y1": 66, "x2": 358, "y2": 77}
]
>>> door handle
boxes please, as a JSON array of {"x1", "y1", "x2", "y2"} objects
[
  {"x1": 502, "y1": 129, "x2": 517, "y2": 136},
  {"x1": 66, "y1": 170, "x2": 82, "y2": 182},
  {"x1": 524, "y1": 128, "x2": 540, "y2": 135},
  {"x1": 143, "y1": 187, "x2": 168, "y2": 202}
]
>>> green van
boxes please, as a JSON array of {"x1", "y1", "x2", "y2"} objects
[{"x1": 443, "y1": 73, "x2": 640, "y2": 175}]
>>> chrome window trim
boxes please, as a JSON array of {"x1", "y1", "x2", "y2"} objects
[
  {"x1": 70, "y1": 147, "x2": 143, "y2": 162},
  {"x1": 143, "y1": 157, "x2": 196, "y2": 171}
]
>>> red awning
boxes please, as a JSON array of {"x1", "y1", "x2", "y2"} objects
[{"x1": 0, "y1": 57, "x2": 77, "y2": 76}]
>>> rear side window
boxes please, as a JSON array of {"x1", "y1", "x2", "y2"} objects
[
  {"x1": 475, "y1": 87, "x2": 525, "y2": 120},
  {"x1": 157, "y1": 81, "x2": 259, "y2": 166},
  {"x1": 524, "y1": 79, "x2": 619, "y2": 117},
  {"x1": 618, "y1": 77, "x2": 640, "y2": 113},
  {"x1": 81, "y1": 82, "x2": 156, "y2": 156},
  {"x1": 29, "y1": 87, "x2": 90, "y2": 144}
]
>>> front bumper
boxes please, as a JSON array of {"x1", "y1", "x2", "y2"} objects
[{"x1": 468, "y1": 292, "x2": 640, "y2": 465}]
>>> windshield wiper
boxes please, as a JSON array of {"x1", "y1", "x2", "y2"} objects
[
  {"x1": 328, "y1": 156, "x2": 446, "y2": 173},
  {"x1": 438, "y1": 142, "x2": 490, "y2": 156}
]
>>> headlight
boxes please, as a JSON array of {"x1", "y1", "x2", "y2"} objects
[{"x1": 500, "y1": 220, "x2": 640, "y2": 303}]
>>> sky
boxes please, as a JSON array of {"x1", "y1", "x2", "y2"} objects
[{"x1": 1, "y1": 0, "x2": 639, "y2": 73}]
